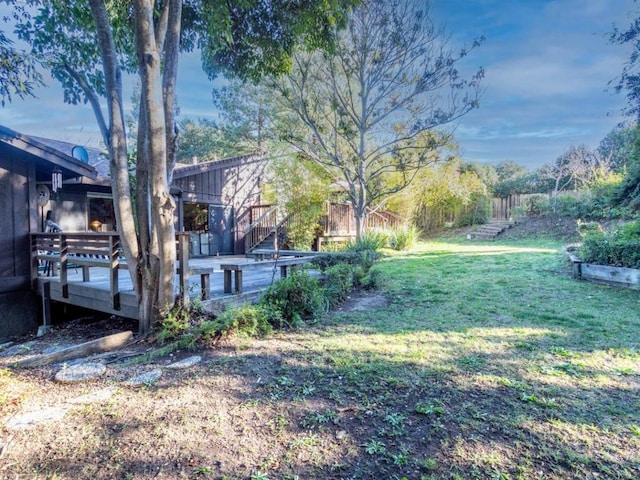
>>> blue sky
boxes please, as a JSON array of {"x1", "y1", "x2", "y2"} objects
[
  {"x1": 429, "y1": 0, "x2": 634, "y2": 168},
  {"x1": 0, "y1": 0, "x2": 635, "y2": 170}
]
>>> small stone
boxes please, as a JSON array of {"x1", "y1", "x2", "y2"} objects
[
  {"x1": 3, "y1": 406, "x2": 69, "y2": 430},
  {"x1": 0, "y1": 341, "x2": 37, "y2": 357},
  {"x1": 123, "y1": 368, "x2": 162, "y2": 386},
  {"x1": 54, "y1": 362, "x2": 107, "y2": 383},
  {"x1": 67, "y1": 386, "x2": 117, "y2": 405},
  {"x1": 336, "y1": 430, "x2": 347, "y2": 441},
  {"x1": 166, "y1": 355, "x2": 202, "y2": 370},
  {"x1": 37, "y1": 325, "x2": 53, "y2": 337}
]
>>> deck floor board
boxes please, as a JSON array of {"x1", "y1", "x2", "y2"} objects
[{"x1": 36, "y1": 255, "x2": 317, "y2": 320}]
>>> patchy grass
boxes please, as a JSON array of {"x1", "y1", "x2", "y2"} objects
[{"x1": 1, "y1": 237, "x2": 639, "y2": 479}]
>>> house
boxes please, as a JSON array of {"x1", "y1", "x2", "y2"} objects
[
  {"x1": 0, "y1": 124, "x2": 266, "y2": 340},
  {"x1": 0, "y1": 125, "x2": 97, "y2": 340}
]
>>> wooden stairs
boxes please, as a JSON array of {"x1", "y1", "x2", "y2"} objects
[{"x1": 468, "y1": 220, "x2": 515, "y2": 240}]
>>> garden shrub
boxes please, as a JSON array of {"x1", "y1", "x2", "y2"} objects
[
  {"x1": 576, "y1": 219, "x2": 603, "y2": 237},
  {"x1": 360, "y1": 265, "x2": 384, "y2": 290},
  {"x1": 344, "y1": 230, "x2": 389, "y2": 252},
  {"x1": 260, "y1": 272, "x2": 328, "y2": 327},
  {"x1": 312, "y1": 250, "x2": 379, "y2": 273},
  {"x1": 455, "y1": 193, "x2": 492, "y2": 227},
  {"x1": 579, "y1": 220, "x2": 640, "y2": 269},
  {"x1": 522, "y1": 194, "x2": 549, "y2": 216},
  {"x1": 156, "y1": 303, "x2": 215, "y2": 344},
  {"x1": 324, "y1": 263, "x2": 355, "y2": 306},
  {"x1": 156, "y1": 306, "x2": 191, "y2": 343},
  {"x1": 214, "y1": 305, "x2": 274, "y2": 338},
  {"x1": 553, "y1": 195, "x2": 590, "y2": 218}
]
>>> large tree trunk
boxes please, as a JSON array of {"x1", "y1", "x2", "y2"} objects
[
  {"x1": 87, "y1": 0, "x2": 142, "y2": 298},
  {"x1": 88, "y1": 0, "x2": 181, "y2": 333},
  {"x1": 134, "y1": 0, "x2": 177, "y2": 324},
  {"x1": 354, "y1": 180, "x2": 368, "y2": 240}
]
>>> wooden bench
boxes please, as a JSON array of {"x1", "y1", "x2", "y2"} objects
[
  {"x1": 220, "y1": 256, "x2": 315, "y2": 294},
  {"x1": 249, "y1": 249, "x2": 317, "y2": 261},
  {"x1": 178, "y1": 266, "x2": 215, "y2": 300}
]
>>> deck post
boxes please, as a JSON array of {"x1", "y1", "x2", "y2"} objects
[
  {"x1": 200, "y1": 273, "x2": 210, "y2": 300},
  {"x1": 30, "y1": 234, "x2": 39, "y2": 289},
  {"x1": 59, "y1": 233, "x2": 68, "y2": 298},
  {"x1": 223, "y1": 270, "x2": 232, "y2": 293},
  {"x1": 109, "y1": 234, "x2": 120, "y2": 310},
  {"x1": 177, "y1": 233, "x2": 190, "y2": 305},
  {"x1": 40, "y1": 281, "x2": 52, "y2": 335},
  {"x1": 234, "y1": 270, "x2": 243, "y2": 294}
]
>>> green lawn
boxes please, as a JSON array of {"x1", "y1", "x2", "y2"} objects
[
  {"x1": 275, "y1": 237, "x2": 640, "y2": 479},
  {"x1": 3, "y1": 236, "x2": 639, "y2": 480}
]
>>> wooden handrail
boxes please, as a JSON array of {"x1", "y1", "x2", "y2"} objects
[
  {"x1": 244, "y1": 205, "x2": 279, "y2": 252},
  {"x1": 30, "y1": 232, "x2": 195, "y2": 308}
]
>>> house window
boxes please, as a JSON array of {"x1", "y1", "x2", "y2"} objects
[
  {"x1": 88, "y1": 194, "x2": 116, "y2": 231},
  {"x1": 183, "y1": 203, "x2": 209, "y2": 232}
]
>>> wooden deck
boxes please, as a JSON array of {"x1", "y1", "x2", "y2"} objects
[
  {"x1": 34, "y1": 255, "x2": 308, "y2": 320},
  {"x1": 30, "y1": 232, "x2": 322, "y2": 326}
]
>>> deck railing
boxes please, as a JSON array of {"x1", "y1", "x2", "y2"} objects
[
  {"x1": 30, "y1": 232, "x2": 194, "y2": 311},
  {"x1": 244, "y1": 205, "x2": 279, "y2": 252},
  {"x1": 321, "y1": 202, "x2": 406, "y2": 236},
  {"x1": 244, "y1": 202, "x2": 407, "y2": 251}
]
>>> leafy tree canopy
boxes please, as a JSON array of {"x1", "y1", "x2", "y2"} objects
[
  {"x1": 0, "y1": 30, "x2": 42, "y2": 105},
  {"x1": 14, "y1": 0, "x2": 358, "y2": 109},
  {"x1": 598, "y1": 122, "x2": 638, "y2": 173},
  {"x1": 0, "y1": 4, "x2": 43, "y2": 105}
]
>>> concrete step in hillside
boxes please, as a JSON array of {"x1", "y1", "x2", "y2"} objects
[{"x1": 468, "y1": 220, "x2": 515, "y2": 240}]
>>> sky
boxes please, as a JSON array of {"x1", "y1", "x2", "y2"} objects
[{"x1": 0, "y1": 0, "x2": 635, "y2": 170}]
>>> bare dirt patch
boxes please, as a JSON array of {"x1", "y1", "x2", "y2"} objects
[
  {"x1": 336, "y1": 291, "x2": 388, "y2": 312},
  {"x1": 498, "y1": 216, "x2": 581, "y2": 242}
]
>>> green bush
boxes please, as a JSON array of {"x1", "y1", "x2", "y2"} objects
[
  {"x1": 156, "y1": 307, "x2": 191, "y2": 343},
  {"x1": 324, "y1": 263, "x2": 355, "y2": 306},
  {"x1": 214, "y1": 305, "x2": 274, "y2": 338},
  {"x1": 311, "y1": 250, "x2": 379, "y2": 273},
  {"x1": 360, "y1": 265, "x2": 384, "y2": 290},
  {"x1": 344, "y1": 230, "x2": 388, "y2": 252},
  {"x1": 579, "y1": 220, "x2": 640, "y2": 268},
  {"x1": 553, "y1": 195, "x2": 590, "y2": 218},
  {"x1": 576, "y1": 219, "x2": 603, "y2": 238},
  {"x1": 522, "y1": 194, "x2": 549, "y2": 216},
  {"x1": 260, "y1": 272, "x2": 328, "y2": 327},
  {"x1": 455, "y1": 193, "x2": 492, "y2": 227}
]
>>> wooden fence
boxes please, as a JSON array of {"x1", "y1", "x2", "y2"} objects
[{"x1": 493, "y1": 191, "x2": 585, "y2": 220}]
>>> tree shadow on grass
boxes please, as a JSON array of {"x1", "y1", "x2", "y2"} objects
[
  {"x1": 5, "y1": 242, "x2": 640, "y2": 478},
  {"x1": 5, "y1": 339, "x2": 639, "y2": 479}
]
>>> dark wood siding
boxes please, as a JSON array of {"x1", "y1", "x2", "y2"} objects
[
  {"x1": 0, "y1": 153, "x2": 31, "y2": 292},
  {"x1": 174, "y1": 159, "x2": 266, "y2": 253}
]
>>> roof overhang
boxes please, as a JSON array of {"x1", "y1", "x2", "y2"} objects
[
  {"x1": 173, "y1": 152, "x2": 265, "y2": 180},
  {"x1": 0, "y1": 125, "x2": 98, "y2": 180}
]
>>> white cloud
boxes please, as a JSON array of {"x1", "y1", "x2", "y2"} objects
[{"x1": 430, "y1": 0, "x2": 633, "y2": 167}]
